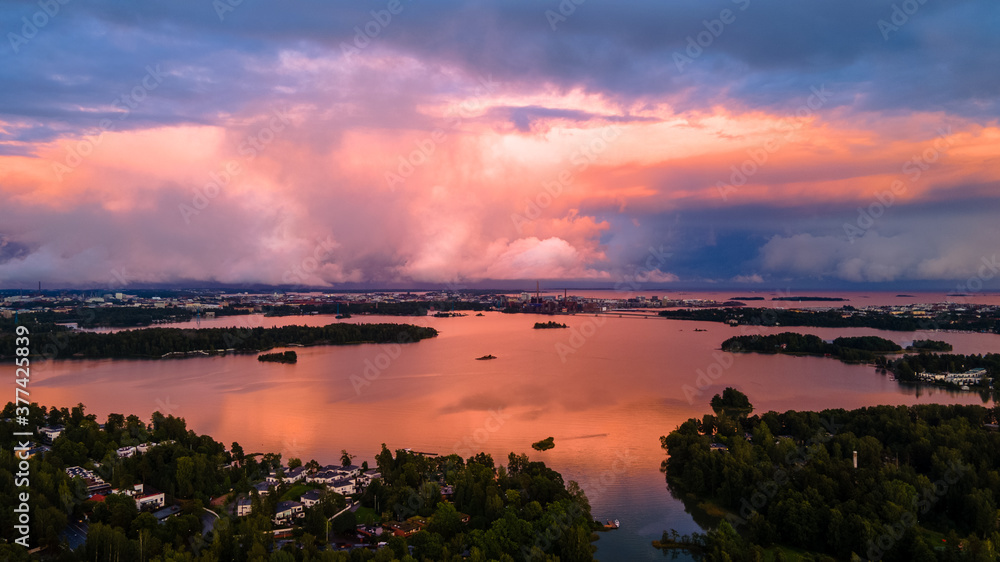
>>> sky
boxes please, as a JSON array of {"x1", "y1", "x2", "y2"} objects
[{"x1": 1, "y1": 0, "x2": 999, "y2": 291}]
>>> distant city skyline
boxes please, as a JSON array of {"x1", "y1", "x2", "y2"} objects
[{"x1": 1, "y1": 1, "x2": 998, "y2": 290}]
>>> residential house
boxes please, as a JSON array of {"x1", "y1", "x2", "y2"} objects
[
  {"x1": 286, "y1": 466, "x2": 307, "y2": 483},
  {"x1": 274, "y1": 501, "x2": 304, "y2": 523},
  {"x1": 329, "y1": 478, "x2": 355, "y2": 496},
  {"x1": 116, "y1": 446, "x2": 137, "y2": 458},
  {"x1": 39, "y1": 426, "x2": 64, "y2": 443},
  {"x1": 300, "y1": 489, "x2": 322, "y2": 508},
  {"x1": 236, "y1": 497, "x2": 253, "y2": 517},
  {"x1": 136, "y1": 490, "x2": 166, "y2": 511},
  {"x1": 385, "y1": 520, "x2": 424, "y2": 538}
]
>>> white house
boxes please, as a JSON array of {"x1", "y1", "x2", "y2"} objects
[
  {"x1": 136, "y1": 491, "x2": 165, "y2": 511},
  {"x1": 329, "y1": 478, "x2": 355, "y2": 496},
  {"x1": 285, "y1": 466, "x2": 307, "y2": 483},
  {"x1": 274, "y1": 501, "x2": 304, "y2": 523},
  {"x1": 236, "y1": 497, "x2": 253, "y2": 517},
  {"x1": 307, "y1": 470, "x2": 339, "y2": 485},
  {"x1": 39, "y1": 426, "x2": 64, "y2": 443},
  {"x1": 300, "y1": 489, "x2": 322, "y2": 507},
  {"x1": 116, "y1": 446, "x2": 137, "y2": 458}
]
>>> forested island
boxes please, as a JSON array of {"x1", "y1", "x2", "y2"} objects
[
  {"x1": 770, "y1": 296, "x2": 847, "y2": 302},
  {"x1": 907, "y1": 340, "x2": 954, "y2": 352},
  {"x1": 719, "y1": 333, "x2": 996, "y2": 390},
  {"x1": 4, "y1": 304, "x2": 251, "y2": 328},
  {"x1": 883, "y1": 353, "x2": 1000, "y2": 384},
  {"x1": 533, "y1": 321, "x2": 568, "y2": 329},
  {"x1": 658, "y1": 388, "x2": 1000, "y2": 560},
  {"x1": 258, "y1": 350, "x2": 297, "y2": 363},
  {"x1": 660, "y1": 306, "x2": 1000, "y2": 333},
  {"x1": 0, "y1": 323, "x2": 437, "y2": 361},
  {"x1": 1, "y1": 402, "x2": 600, "y2": 561},
  {"x1": 531, "y1": 437, "x2": 555, "y2": 451},
  {"x1": 262, "y1": 301, "x2": 489, "y2": 318},
  {"x1": 721, "y1": 332, "x2": 902, "y2": 363}
]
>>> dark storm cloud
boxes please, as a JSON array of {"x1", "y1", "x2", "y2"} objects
[{"x1": 3, "y1": 0, "x2": 997, "y2": 139}]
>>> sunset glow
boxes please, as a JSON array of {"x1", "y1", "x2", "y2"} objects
[{"x1": 1, "y1": 1, "x2": 998, "y2": 289}]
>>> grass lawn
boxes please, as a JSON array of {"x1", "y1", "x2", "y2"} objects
[
  {"x1": 354, "y1": 506, "x2": 381, "y2": 525},
  {"x1": 279, "y1": 482, "x2": 323, "y2": 502}
]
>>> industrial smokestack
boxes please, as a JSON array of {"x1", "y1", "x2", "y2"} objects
[{"x1": 853, "y1": 450, "x2": 858, "y2": 469}]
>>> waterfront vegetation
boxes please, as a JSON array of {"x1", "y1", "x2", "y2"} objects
[
  {"x1": 531, "y1": 437, "x2": 555, "y2": 451},
  {"x1": 1, "y1": 304, "x2": 252, "y2": 328},
  {"x1": 533, "y1": 322, "x2": 568, "y2": 329},
  {"x1": 659, "y1": 306, "x2": 1000, "y2": 333},
  {"x1": 263, "y1": 301, "x2": 490, "y2": 317},
  {"x1": 882, "y1": 353, "x2": 1000, "y2": 384},
  {"x1": 2, "y1": 402, "x2": 599, "y2": 561},
  {"x1": 721, "y1": 332, "x2": 903, "y2": 363},
  {"x1": 907, "y1": 339, "x2": 954, "y2": 352},
  {"x1": 659, "y1": 388, "x2": 1000, "y2": 561},
  {"x1": 770, "y1": 296, "x2": 847, "y2": 302},
  {"x1": 0, "y1": 323, "x2": 437, "y2": 361},
  {"x1": 258, "y1": 350, "x2": 297, "y2": 363}
]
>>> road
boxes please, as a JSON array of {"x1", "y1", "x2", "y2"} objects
[
  {"x1": 61, "y1": 519, "x2": 88, "y2": 550},
  {"x1": 201, "y1": 507, "x2": 220, "y2": 537}
]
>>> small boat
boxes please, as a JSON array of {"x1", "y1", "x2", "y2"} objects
[{"x1": 476, "y1": 354, "x2": 497, "y2": 360}]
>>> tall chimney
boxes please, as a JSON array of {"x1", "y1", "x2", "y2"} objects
[{"x1": 853, "y1": 450, "x2": 858, "y2": 469}]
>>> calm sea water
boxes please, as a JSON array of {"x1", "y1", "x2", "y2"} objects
[{"x1": 33, "y1": 294, "x2": 999, "y2": 560}]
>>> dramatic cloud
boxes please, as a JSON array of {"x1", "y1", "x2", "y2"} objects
[{"x1": 0, "y1": 1, "x2": 998, "y2": 288}]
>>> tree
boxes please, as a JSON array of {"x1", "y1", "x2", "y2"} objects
[
  {"x1": 428, "y1": 501, "x2": 463, "y2": 540},
  {"x1": 230, "y1": 441, "x2": 245, "y2": 462},
  {"x1": 710, "y1": 387, "x2": 753, "y2": 418},
  {"x1": 176, "y1": 456, "x2": 196, "y2": 498},
  {"x1": 341, "y1": 449, "x2": 356, "y2": 468},
  {"x1": 105, "y1": 413, "x2": 125, "y2": 434},
  {"x1": 288, "y1": 457, "x2": 302, "y2": 469}
]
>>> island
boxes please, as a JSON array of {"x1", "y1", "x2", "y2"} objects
[
  {"x1": 531, "y1": 436, "x2": 555, "y2": 451},
  {"x1": 657, "y1": 388, "x2": 1000, "y2": 560},
  {"x1": 729, "y1": 296, "x2": 765, "y2": 301},
  {"x1": 475, "y1": 354, "x2": 497, "y2": 360},
  {"x1": 533, "y1": 321, "x2": 568, "y2": 329},
  {"x1": 0, "y1": 323, "x2": 438, "y2": 361},
  {"x1": 1, "y1": 402, "x2": 601, "y2": 561},
  {"x1": 885, "y1": 352, "x2": 998, "y2": 388},
  {"x1": 4, "y1": 303, "x2": 250, "y2": 328},
  {"x1": 770, "y1": 296, "x2": 847, "y2": 302},
  {"x1": 721, "y1": 332, "x2": 902, "y2": 363},
  {"x1": 906, "y1": 339, "x2": 953, "y2": 351},
  {"x1": 257, "y1": 350, "x2": 297, "y2": 363},
  {"x1": 658, "y1": 305, "x2": 1000, "y2": 333},
  {"x1": 717, "y1": 333, "x2": 995, "y2": 391}
]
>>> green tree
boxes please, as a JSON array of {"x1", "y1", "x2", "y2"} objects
[{"x1": 341, "y1": 449, "x2": 355, "y2": 467}]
